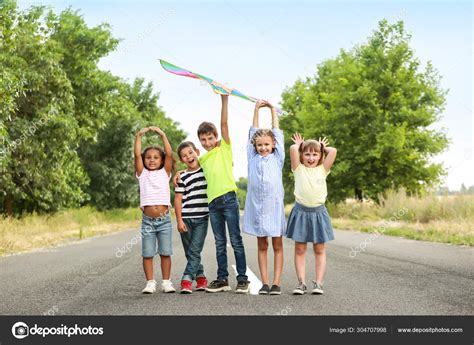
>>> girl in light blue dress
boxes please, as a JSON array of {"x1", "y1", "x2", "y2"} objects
[{"x1": 243, "y1": 100, "x2": 285, "y2": 295}]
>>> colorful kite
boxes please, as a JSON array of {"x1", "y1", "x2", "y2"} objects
[{"x1": 159, "y1": 59, "x2": 282, "y2": 114}]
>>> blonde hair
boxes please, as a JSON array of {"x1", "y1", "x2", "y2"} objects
[
  {"x1": 299, "y1": 139, "x2": 324, "y2": 165},
  {"x1": 251, "y1": 129, "x2": 276, "y2": 152}
]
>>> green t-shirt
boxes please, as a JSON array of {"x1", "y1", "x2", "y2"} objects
[{"x1": 199, "y1": 139, "x2": 237, "y2": 203}]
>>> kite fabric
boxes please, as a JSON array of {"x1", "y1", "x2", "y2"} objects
[{"x1": 159, "y1": 59, "x2": 282, "y2": 114}]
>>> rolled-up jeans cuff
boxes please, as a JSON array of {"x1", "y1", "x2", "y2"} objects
[{"x1": 182, "y1": 275, "x2": 193, "y2": 282}]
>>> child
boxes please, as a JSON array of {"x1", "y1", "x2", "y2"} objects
[
  {"x1": 174, "y1": 141, "x2": 209, "y2": 294},
  {"x1": 243, "y1": 100, "x2": 285, "y2": 295},
  {"x1": 135, "y1": 126, "x2": 176, "y2": 294},
  {"x1": 287, "y1": 133, "x2": 337, "y2": 295},
  {"x1": 197, "y1": 93, "x2": 249, "y2": 294}
]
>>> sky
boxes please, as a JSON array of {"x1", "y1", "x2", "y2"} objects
[{"x1": 18, "y1": 0, "x2": 474, "y2": 190}]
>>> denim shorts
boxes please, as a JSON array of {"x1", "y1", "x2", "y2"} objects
[{"x1": 141, "y1": 213, "x2": 173, "y2": 257}]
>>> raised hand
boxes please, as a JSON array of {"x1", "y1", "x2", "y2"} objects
[
  {"x1": 262, "y1": 100, "x2": 274, "y2": 109},
  {"x1": 255, "y1": 99, "x2": 266, "y2": 109},
  {"x1": 136, "y1": 127, "x2": 150, "y2": 137},
  {"x1": 210, "y1": 81, "x2": 232, "y2": 95},
  {"x1": 149, "y1": 126, "x2": 165, "y2": 136},
  {"x1": 292, "y1": 132, "x2": 305, "y2": 146},
  {"x1": 318, "y1": 137, "x2": 329, "y2": 149}
]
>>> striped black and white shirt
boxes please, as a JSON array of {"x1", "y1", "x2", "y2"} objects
[{"x1": 175, "y1": 168, "x2": 209, "y2": 218}]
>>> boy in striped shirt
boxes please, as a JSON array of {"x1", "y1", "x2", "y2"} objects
[{"x1": 174, "y1": 141, "x2": 209, "y2": 294}]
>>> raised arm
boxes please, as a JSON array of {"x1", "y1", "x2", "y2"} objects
[
  {"x1": 290, "y1": 132, "x2": 304, "y2": 171},
  {"x1": 267, "y1": 101, "x2": 279, "y2": 129},
  {"x1": 318, "y1": 137, "x2": 337, "y2": 171},
  {"x1": 134, "y1": 127, "x2": 150, "y2": 176},
  {"x1": 150, "y1": 126, "x2": 173, "y2": 176},
  {"x1": 220, "y1": 94, "x2": 230, "y2": 144},
  {"x1": 253, "y1": 100, "x2": 265, "y2": 128},
  {"x1": 256, "y1": 100, "x2": 278, "y2": 128}
]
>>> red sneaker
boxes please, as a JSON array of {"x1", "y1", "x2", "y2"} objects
[
  {"x1": 195, "y1": 277, "x2": 208, "y2": 291},
  {"x1": 180, "y1": 280, "x2": 192, "y2": 294}
]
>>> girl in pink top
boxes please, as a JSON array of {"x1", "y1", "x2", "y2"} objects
[{"x1": 135, "y1": 126, "x2": 175, "y2": 294}]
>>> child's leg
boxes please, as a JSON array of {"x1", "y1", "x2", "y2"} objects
[
  {"x1": 183, "y1": 216, "x2": 208, "y2": 280},
  {"x1": 272, "y1": 237, "x2": 283, "y2": 286},
  {"x1": 209, "y1": 202, "x2": 229, "y2": 280},
  {"x1": 143, "y1": 257, "x2": 154, "y2": 281},
  {"x1": 156, "y1": 215, "x2": 173, "y2": 280},
  {"x1": 160, "y1": 255, "x2": 171, "y2": 280},
  {"x1": 257, "y1": 237, "x2": 269, "y2": 284},
  {"x1": 294, "y1": 241, "x2": 307, "y2": 283},
  {"x1": 224, "y1": 193, "x2": 247, "y2": 282},
  {"x1": 180, "y1": 227, "x2": 192, "y2": 263},
  {"x1": 313, "y1": 243, "x2": 326, "y2": 283},
  {"x1": 141, "y1": 216, "x2": 156, "y2": 281}
]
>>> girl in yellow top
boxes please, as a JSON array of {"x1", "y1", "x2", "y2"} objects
[{"x1": 287, "y1": 133, "x2": 337, "y2": 295}]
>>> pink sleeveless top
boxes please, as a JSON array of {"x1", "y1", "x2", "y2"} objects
[{"x1": 136, "y1": 167, "x2": 171, "y2": 209}]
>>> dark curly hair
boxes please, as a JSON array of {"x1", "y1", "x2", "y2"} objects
[{"x1": 141, "y1": 146, "x2": 176, "y2": 172}]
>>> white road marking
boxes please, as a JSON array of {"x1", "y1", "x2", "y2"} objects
[{"x1": 232, "y1": 265, "x2": 261, "y2": 295}]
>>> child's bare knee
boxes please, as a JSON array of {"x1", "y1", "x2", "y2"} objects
[
  {"x1": 258, "y1": 238, "x2": 269, "y2": 251},
  {"x1": 295, "y1": 246, "x2": 306, "y2": 256},
  {"x1": 313, "y1": 244, "x2": 325, "y2": 256},
  {"x1": 272, "y1": 239, "x2": 283, "y2": 252}
]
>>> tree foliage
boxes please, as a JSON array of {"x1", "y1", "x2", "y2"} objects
[
  {"x1": 280, "y1": 20, "x2": 448, "y2": 203},
  {"x1": 0, "y1": 1, "x2": 185, "y2": 216}
]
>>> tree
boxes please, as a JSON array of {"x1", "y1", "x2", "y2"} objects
[
  {"x1": 280, "y1": 20, "x2": 448, "y2": 203},
  {"x1": 236, "y1": 177, "x2": 247, "y2": 210},
  {"x1": 80, "y1": 79, "x2": 186, "y2": 210},
  {"x1": 0, "y1": 1, "x2": 186, "y2": 215},
  {"x1": 0, "y1": 1, "x2": 89, "y2": 215}
]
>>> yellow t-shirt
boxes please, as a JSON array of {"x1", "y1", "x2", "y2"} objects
[
  {"x1": 293, "y1": 164, "x2": 329, "y2": 207},
  {"x1": 199, "y1": 139, "x2": 237, "y2": 203}
]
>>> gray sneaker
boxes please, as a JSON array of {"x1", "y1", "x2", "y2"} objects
[
  {"x1": 311, "y1": 280, "x2": 324, "y2": 294},
  {"x1": 236, "y1": 280, "x2": 250, "y2": 294},
  {"x1": 206, "y1": 279, "x2": 231, "y2": 293},
  {"x1": 292, "y1": 281, "x2": 307, "y2": 295},
  {"x1": 269, "y1": 285, "x2": 281, "y2": 295},
  {"x1": 259, "y1": 284, "x2": 270, "y2": 295}
]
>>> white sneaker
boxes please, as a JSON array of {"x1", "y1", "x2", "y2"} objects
[
  {"x1": 142, "y1": 280, "x2": 157, "y2": 294},
  {"x1": 311, "y1": 280, "x2": 324, "y2": 294},
  {"x1": 161, "y1": 280, "x2": 176, "y2": 293}
]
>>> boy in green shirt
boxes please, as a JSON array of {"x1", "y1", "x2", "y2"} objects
[{"x1": 198, "y1": 93, "x2": 249, "y2": 293}]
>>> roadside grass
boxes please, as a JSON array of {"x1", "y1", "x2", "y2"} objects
[
  {"x1": 0, "y1": 207, "x2": 142, "y2": 256},
  {"x1": 286, "y1": 190, "x2": 474, "y2": 246},
  {"x1": 2, "y1": 189, "x2": 473, "y2": 256}
]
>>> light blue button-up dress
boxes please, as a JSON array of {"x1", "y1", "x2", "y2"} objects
[{"x1": 243, "y1": 127, "x2": 286, "y2": 237}]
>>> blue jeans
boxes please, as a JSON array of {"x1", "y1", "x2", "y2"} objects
[
  {"x1": 180, "y1": 215, "x2": 209, "y2": 281},
  {"x1": 209, "y1": 191, "x2": 248, "y2": 282},
  {"x1": 141, "y1": 213, "x2": 172, "y2": 257}
]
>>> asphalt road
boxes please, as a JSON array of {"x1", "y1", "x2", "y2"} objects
[{"x1": 0, "y1": 220, "x2": 472, "y2": 315}]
